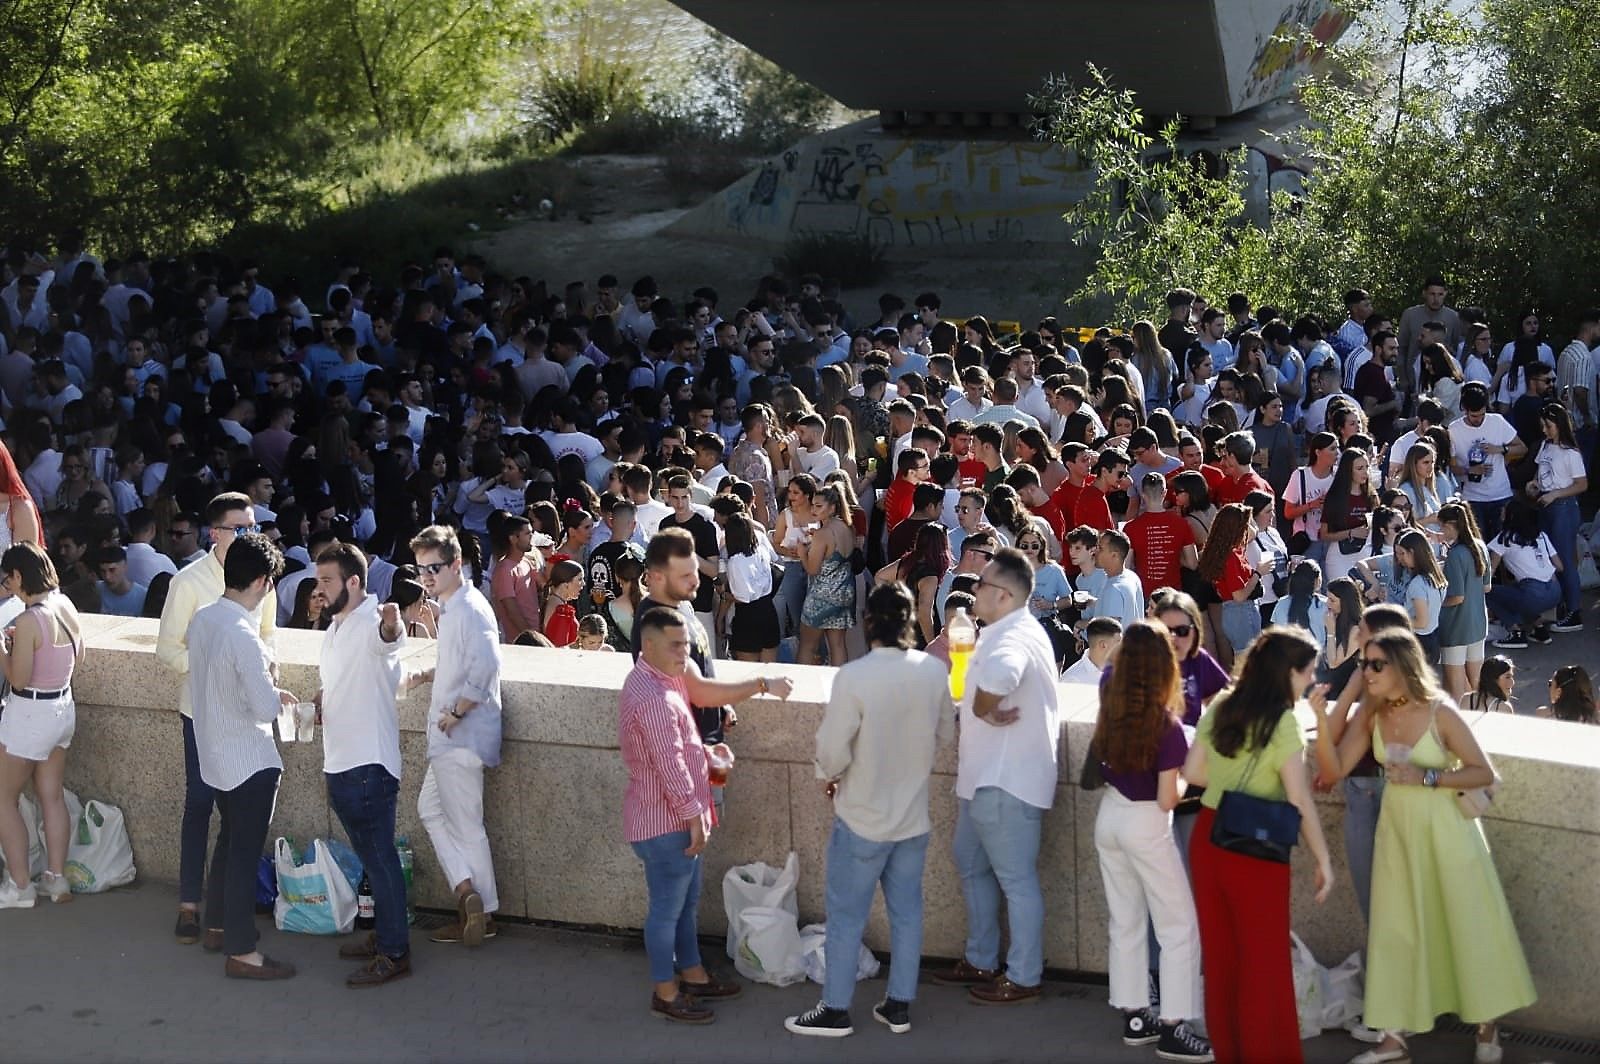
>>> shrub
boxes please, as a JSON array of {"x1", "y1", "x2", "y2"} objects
[{"x1": 774, "y1": 233, "x2": 888, "y2": 288}]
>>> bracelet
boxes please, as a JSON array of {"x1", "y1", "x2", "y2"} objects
[
  {"x1": 450, "y1": 708, "x2": 466, "y2": 720},
  {"x1": 757, "y1": 676, "x2": 770, "y2": 695},
  {"x1": 1422, "y1": 768, "x2": 1440, "y2": 788}
]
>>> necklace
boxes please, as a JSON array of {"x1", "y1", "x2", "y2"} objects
[{"x1": 1384, "y1": 695, "x2": 1410, "y2": 710}]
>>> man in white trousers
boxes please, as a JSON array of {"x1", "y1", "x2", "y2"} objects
[{"x1": 409, "y1": 525, "x2": 502, "y2": 947}]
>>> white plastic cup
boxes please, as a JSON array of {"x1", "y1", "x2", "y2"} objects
[{"x1": 295, "y1": 702, "x2": 317, "y2": 743}]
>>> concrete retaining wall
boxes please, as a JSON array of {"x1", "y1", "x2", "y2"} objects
[{"x1": 63, "y1": 616, "x2": 1600, "y2": 1037}]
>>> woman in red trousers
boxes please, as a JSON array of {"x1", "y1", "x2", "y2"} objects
[{"x1": 1181, "y1": 626, "x2": 1334, "y2": 1064}]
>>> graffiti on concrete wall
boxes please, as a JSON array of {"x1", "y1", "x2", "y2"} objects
[
  {"x1": 695, "y1": 122, "x2": 1309, "y2": 247},
  {"x1": 1222, "y1": 0, "x2": 1352, "y2": 112},
  {"x1": 708, "y1": 134, "x2": 1095, "y2": 247}
]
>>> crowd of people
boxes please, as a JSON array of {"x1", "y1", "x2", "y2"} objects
[{"x1": 0, "y1": 241, "x2": 1593, "y2": 1057}]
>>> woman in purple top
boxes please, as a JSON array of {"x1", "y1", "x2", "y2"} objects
[
  {"x1": 1150, "y1": 589, "x2": 1230, "y2": 727},
  {"x1": 1090, "y1": 621, "x2": 1211, "y2": 1061}
]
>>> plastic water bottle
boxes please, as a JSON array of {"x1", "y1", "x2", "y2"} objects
[
  {"x1": 947, "y1": 607, "x2": 977, "y2": 701},
  {"x1": 1468, "y1": 441, "x2": 1486, "y2": 482}
]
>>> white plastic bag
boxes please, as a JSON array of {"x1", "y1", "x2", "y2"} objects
[
  {"x1": 1290, "y1": 932, "x2": 1330, "y2": 1039},
  {"x1": 732, "y1": 905, "x2": 807, "y2": 986},
  {"x1": 12, "y1": 792, "x2": 45, "y2": 880},
  {"x1": 273, "y1": 837, "x2": 357, "y2": 934},
  {"x1": 1322, "y1": 950, "x2": 1365, "y2": 1029},
  {"x1": 721, "y1": 852, "x2": 800, "y2": 955},
  {"x1": 64, "y1": 799, "x2": 136, "y2": 893},
  {"x1": 798, "y1": 923, "x2": 881, "y2": 985}
]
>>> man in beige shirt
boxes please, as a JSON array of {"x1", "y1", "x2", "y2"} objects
[{"x1": 786, "y1": 582, "x2": 955, "y2": 1038}]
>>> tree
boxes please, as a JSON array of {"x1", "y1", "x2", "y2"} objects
[{"x1": 1035, "y1": 0, "x2": 1600, "y2": 335}]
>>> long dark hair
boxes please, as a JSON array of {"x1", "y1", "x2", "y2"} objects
[
  {"x1": 1208, "y1": 626, "x2": 1319, "y2": 757},
  {"x1": 864, "y1": 580, "x2": 917, "y2": 649},
  {"x1": 1322, "y1": 447, "x2": 1375, "y2": 533},
  {"x1": 1550, "y1": 665, "x2": 1597, "y2": 724},
  {"x1": 1285, "y1": 559, "x2": 1321, "y2": 630},
  {"x1": 1438, "y1": 502, "x2": 1487, "y2": 576},
  {"x1": 897, "y1": 521, "x2": 952, "y2": 582},
  {"x1": 1326, "y1": 577, "x2": 1362, "y2": 650}
]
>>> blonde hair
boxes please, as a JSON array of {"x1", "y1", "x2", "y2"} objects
[{"x1": 409, "y1": 523, "x2": 461, "y2": 563}]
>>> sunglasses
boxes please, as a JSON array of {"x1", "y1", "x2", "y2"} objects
[
  {"x1": 965, "y1": 547, "x2": 995, "y2": 559},
  {"x1": 418, "y1": 561, "x2": 451, "y2": 575},
  {"x1": 1165, "y1": 624, "x2": 1195, "y2": 639},
  {"x1": 217, "y1": 523, "x2": 261, "y2": 536},
  {"x1": 1360, "y1": 658, "x2": 1390, "y2": 673}
]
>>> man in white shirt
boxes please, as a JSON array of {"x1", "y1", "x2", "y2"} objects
[
  {"x1": 186, "y1": 531, "x2": 296, "y2": 979},
  {"x1": 1448, "y1": 382, "x2": 1525, "y2": 541},
  {"x1": 125, "y1": 509, "x2": 178, "y2": 588},
  {"x1": 789, "y1": 413, "x2": 840, "y2": 480},
  {"x1": 314, "y1": 544, "x2": 413, "y2": 986},
  {"x1": 946, "y1": 367, "x2": 993, "y2": 423},
  {"x1": 1010, "y1": 349, "x2": 1052, "y2": 425},
  {"x1": 1332, "y1": 288, "x2": 1372, "y2": 359},
  {"x1": 971, "y1": 378, "x2": 1041, "y2": 430},
  {"x1": 156, "y1": 492, "x2": 278, "y2": 944},
  {"x1": 1061, "y1": 616, "x2": 1122, "y2": 683},
  {"x1": 691, "y1": 432, "x2": 729, "y2": 493},
  {"x1": 537, "y1": 397, "x2": 603, "y2": 463},
  {"x1": 398, "y1": 374, "x2": 433, "y2": 444},
  {"x1": 408, "y1": 525, "x2": 503, "y2": 948},
  {"x1": 935, "y1": 547, "x2": 1059, "y2": 1005}
]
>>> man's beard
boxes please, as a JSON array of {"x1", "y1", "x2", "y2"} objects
[{"x1": 327, "y1": 586, "x2": 351, "y2": 616}]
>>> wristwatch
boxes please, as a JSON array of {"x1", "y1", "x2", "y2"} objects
[
  {"x1": 757, "y1": 676, "x2": 770, "y2": 695},
  {"x1": 1422, "y1": 768, "x2": 1440, "y2": 788}
]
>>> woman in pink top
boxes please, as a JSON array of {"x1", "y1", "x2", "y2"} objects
[{"x1": 0, "y1": 542, "x2": 85, "y2": 908}]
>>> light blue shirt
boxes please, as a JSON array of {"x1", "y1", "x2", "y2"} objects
[
  {"x1": 1089, "y1": 569, "x2": 1144, "y2": 629},
  {"x1": 1029, "y1": 562, "x2": 1073, "y2": 619},
  {"x1": 188, "y1": 597, "x2": 282, "y2": 791}
]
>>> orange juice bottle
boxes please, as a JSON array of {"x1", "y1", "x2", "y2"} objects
[{"x1": 947, "y1": 607, "x2": 977, "y2": 701}]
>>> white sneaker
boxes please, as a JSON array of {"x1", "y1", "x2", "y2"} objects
[
  {"x1": 0, "y1": 878, "x2": 37, "y2": 909},
  {"x1": 1344, "y1": 1016, "x2": 1384, "y2": 1043},
  {"x1": 33, "y1": 871, "x2": 72, "y2": 904}
]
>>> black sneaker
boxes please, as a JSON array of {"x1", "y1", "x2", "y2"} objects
[
  {"x1": 785, "y1": 1003, "x2": 853, "y2": 1038},
  {"x1": 1493, "y1": 628, "x2": 1528, "y2": 650},
  {"x1": 1552, "y1": 610, "x2": 1584, "y2": 633},
  {"x1": 1531, "y1": 624, "x2": 1553, "y2": 645},
  {"x1": 873, "y1": 998, "x2": 911, "y2": 1034},
  {"x1": 1157, "y1": 1020, "x2": 1215, "y2": 1062},
  {"x1": 1124, "y1": 1006, "x2": 1161, "y2": 1046}
]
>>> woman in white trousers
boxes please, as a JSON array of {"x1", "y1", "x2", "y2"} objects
[{"x1": 1089, "y1": 620, "x2": 1211, "y2": 1062}]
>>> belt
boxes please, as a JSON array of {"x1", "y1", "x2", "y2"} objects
[
  {"x1": 1349, "y1": 763, "x2": 1385, "y2": 778},
  {"x1": 12, "y1": 686, "x2": 69, "y2": 700}
]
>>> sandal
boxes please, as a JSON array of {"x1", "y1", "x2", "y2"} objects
[{"x1": 1349, "y1": 1035, "x2": 1409, "y2": 1064}]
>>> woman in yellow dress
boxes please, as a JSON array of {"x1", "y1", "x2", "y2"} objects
[{"x1": 1313, "y1": 629, "x2": 1535, "y2": 1064}]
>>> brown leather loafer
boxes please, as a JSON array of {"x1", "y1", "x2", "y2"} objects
[
  {"x1": 460, "y1": 890, "x2": 486, "y2": 947},
  {"x1": 201, "y1": 929, "x2": 226, "y2": 953},
  {"x1": 651, "y1": 993, "x2": 714, "y2": 1024},
  {"x1": 174, "y1": 909, "x2": 201, "y2": 945},
  {"x1": 346, "y1": 952, "x2": 412, "y2": 988},
  {"x1": 969, "y1": 976, "x2": 1042, "y2": 1005},
  {"x1": 930, "y1": 958, "x2": 999, "y2": 986},
  {"x1": 431, "y1": 916, "x2": 497, "y2": 943},
  {"x1": 224, "y1": 955, "x2": 297, "y2": 981},
  {"x1": 679, "y1": 973, "x2": 742, "y2": 1000},
  {"x1": 339, "y1": 932, "x2": 378, "y2": 959}
]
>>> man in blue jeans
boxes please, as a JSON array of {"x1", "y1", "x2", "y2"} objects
[
  {"x1": 933, "y1": 547, "x2": 1061, "y2": 1005},
  {"x1": 786, "y1": 583, "x2": 955, "y2": 1037},
  {"x1": 155, "y1": 491, "x2": 276, "y2": 945},
  {"x1": 313, "y1": 543, "x2": 410, "y2": 987}
]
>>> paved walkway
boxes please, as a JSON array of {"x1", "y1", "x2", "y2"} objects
[{"x1": 4, "y1": 884, "x2": 1587, "y2": 1063}]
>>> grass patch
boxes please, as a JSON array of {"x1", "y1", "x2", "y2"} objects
[{"x1": 222, "y1": 150, "x2": 592, "y2": 282}]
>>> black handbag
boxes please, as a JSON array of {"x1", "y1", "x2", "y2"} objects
[{"x1": 1209, "y1": 746, "x2": 1301, "y2": 864}]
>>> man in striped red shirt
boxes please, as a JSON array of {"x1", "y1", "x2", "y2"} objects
[{"x1": 620, "y1": 606, "x2": 793, "y2": 1024}]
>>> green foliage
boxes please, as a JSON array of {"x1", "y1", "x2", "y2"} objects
[
  {"x1": 774, "y1": 233, "x2": 887, "y2": 289},
  {"x1": 0, "y1": 0, "x2": 546, "y2": 254},
  {"x1": 1031, "y1": 66, "x2": 1271, "y2": 323},
  {"x1": 1037, "y1": 1, "x2": 1600, "y2": 333}
]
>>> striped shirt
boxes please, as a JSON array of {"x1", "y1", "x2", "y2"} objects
[
  {"x1": 618, "y1": 658, "x2": 712, "y2": 844},
  {"x1": 188, "y1": 597, "x2": 282, "y2": 791},
  {"x1": 1557, "y1": 340, "x2": 1595, "y2": 430}
]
